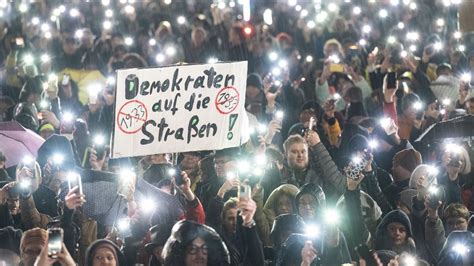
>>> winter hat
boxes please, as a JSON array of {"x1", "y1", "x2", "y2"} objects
[
  {"x1": 36, "y1": 134, "x2": 76, "y2": 171},
  {"x1": 347, "y1": 134, "x2": 369, "y2": 154},
  {"x1": 336, "y1": 190, "x2": 382, "y2": 226},
  {"x1": 85, "y1": 239, "x2": 125, "y2": 266},
  {"x1": 392, "y1": 149, "x2": 422, "y2": 173},
  {"x1": 295, "y1": 183, "x2": 326, "y2": 216},
  {"x1": 20, "y1": 228, "x2": 47, "y2": 258},
  {"x1": 409, "y1": 164, "x2": 438, "y2": 189},
  {"x1": 0, "y1": 226, "x2": 22, "y2": 255},
  {"x1": 246, "y1": 73, "x2": 263, "y2": 90}
]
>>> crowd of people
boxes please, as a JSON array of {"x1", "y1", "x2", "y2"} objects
[{"x1": 0, "y1": 0, "x2": 473, "y2": 265}]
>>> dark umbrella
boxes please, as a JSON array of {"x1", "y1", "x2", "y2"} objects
[
  {"x1": 416, "y1": 115, "x2": 474, "y2": 143},
  {"x1": 0, "y1": 121, "x2": 45, "y2": 168}
]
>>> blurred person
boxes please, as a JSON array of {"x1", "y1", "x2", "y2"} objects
[
  {"x1": 195, "y1": 155, "x2": 217, "y2": 208},
  {"x1": 0, "y1": 226, "x2": 22, "y2": 261},
  {"x1": 0, "y1": 182, "x2": 23, "y2": 229},
  {"x1": 0, "y1": 151, "x2": 10, "y2": 181},
  {"x1": 144, "y1": 224, "x2": 173, "y2": 266},
  {"x1": 162, "y1": 220, "x2": 231, "y2": 266},
  {"x1": 438, "y1": 231, "x2": 474, "y2": 265},
  {"x1": 54, "y1": 33, "x2": 82, "y2": 72},
  {"x1": 179, "y1": 152, "x2": 206, "y2": 192},
  {"x1": 19, "y1": 227, "x2": 48, "y2": 266},
  {"x1": 142, "y1": 153, "x2": 172, "y2": 187}
]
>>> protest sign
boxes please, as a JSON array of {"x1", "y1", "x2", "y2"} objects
[{"x1": 111, "y1": 61, "x2": 248, "y2": 158}]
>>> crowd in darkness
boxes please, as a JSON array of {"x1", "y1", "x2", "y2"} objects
[{"x1": 0, "y1": 0, "x2": 474, "y2": 265}]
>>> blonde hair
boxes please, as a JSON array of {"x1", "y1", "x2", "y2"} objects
[{"x1": 283, "y1": 134, "x2": 307, "y2": 153}]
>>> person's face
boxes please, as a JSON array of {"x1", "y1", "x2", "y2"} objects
[
  {"x1": 298, "y1": 194, "x2": 316, "y2": 220},
  {"x1": 387, "y1": 222, "x2": 407, "y2": 247},
  {"x1": 324, "y1": 44, "x2": 340, "y2": 58},
  {"x1": 62, "y1": 40, "x2": 77, "y2": 55},
  {"x1": 7, "y1": 196, "x2": 19, "y2": 215},
  {"x1": 0, "y1": 160, "x2": 4, "y2": 168},
  {"x1": 21, "y1": 242, "x2": 44, "y2": 266},
  {"x1": 403, "y1": 106, "x2": 417, "y2": 121},
  {"x1": 246, "y1": 85, "x2": 261, "y2": 101},
  {"x1": 185, "y1": 237, "x2": 208, "y2": 266},
  {"x1": 180, "y1": 153, "x2": 201, "y2": 171},
  {"x1": 276, "y1": 194, "x2": 293, "y2": 215},
  {"x1": 446, "y1": 217, "x2": 468, "y2": 234},
  {"x1": 92, "y1": 247, "x2": 117, "y2": 266},
  {"x1": 286, "y1": 142, "x2": 309, "y2": 171},
  {"x1": 223, "y1": 207, "x2": 238, "y2": 234},
  {"x1": 467, "y1": 100, "x2": 474, "y2": 115},
  {"x1": 391, "y1": 164, "x2": 412, "y2": 182},
  {"x1": 149, "y1": 154, "x2": 170, "y2": 165},
  {"x1": 152, "y1": 246, "x2": 164, "y2": 263},
  {"x1": 192, "y1": 29, "x2": 206, "y2": 47},
  {"x1": 214, "y1": 156, "x2": 235, "y2": 178}
]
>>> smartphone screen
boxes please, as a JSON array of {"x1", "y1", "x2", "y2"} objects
[
  {"x1": 15, "y1": 37, "x2": 24, "y2": 47},
  {"x1": 67, "y1": 172, "x2": 83, "y2": 195},
  {"x1": 386, "y1": 72, "x2": 397, "y2": 89},
  {"x1": 62, "y1": 74, "x2": 70, "y2": 86},
  {"x1": 47, "y1": 228, "x2": 63, "y2": 258},
  {"x1": 238, "y1": 185, "x2": 251, "y2": 200},
  {"x1": 329, "y1": 63, "x2": 344, "y2": 73}
]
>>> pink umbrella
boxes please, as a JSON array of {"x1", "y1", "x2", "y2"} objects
[{"x1": 0, "y1": 121, "x2": 45, "y2": 168}]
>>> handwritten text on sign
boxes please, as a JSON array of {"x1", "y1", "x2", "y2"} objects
[{"x1": 112, "y1": 62, "x2": 248, "y2": 158}]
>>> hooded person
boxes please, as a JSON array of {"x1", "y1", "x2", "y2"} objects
[
  {"x1": 295, "y1": 183, "x2": 326, "y2": 222},
  {"x1": 270, "y1": 214, "x2": 306, "y2": 251},
  {"x1": 85, "y1": 239, "x2": 126, "y2": 266},
  {"x1": 374, "y1": 210, "x2": 416, "y2": 255},
  {"x1": 256, "y1": 184, "x2": 299, "y2": 246},
  {"x1": 162, "y1": 220, "x2": 231, "y2": 266},
  {"x1": 145, "y1": 224, "x2": 173, "y2": 266}
]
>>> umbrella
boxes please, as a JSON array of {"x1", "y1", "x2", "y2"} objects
[
  {"x1": 0, "y1": 121, "x2": 44, "y2": 168},
  {"x1": 415, "y1": 115, "x2": 474, "y2": 143}
]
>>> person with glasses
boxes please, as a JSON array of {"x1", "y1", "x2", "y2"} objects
[{"x1": 162, "y1": 220, "x2": 230, "y2": 266}]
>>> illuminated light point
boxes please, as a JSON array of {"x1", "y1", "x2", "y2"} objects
[
  {"x1": 300, "y1": 9, "x2": 308, "y2": 18},
  {"x1": 453, "y1": 243, "x2": 469, "y2": 255},
  {"x1": 288, "y1": 0, "x2": 297, "y2": 7},
  {"x1": 400, "y1": 50, "x2": 408, "y2": 58},
  {"x1": 23, "y1": 54, "x2": 34, "y2": 65},
  {"x1": 165, "y1": 46, "x2": 176, "y2": 56},
  {"x1": 208, "y1": 57, "x2": 218, "y2": 64},
  {"x1": 359, "y1": 39, "x2": 367, "y2": 46},
  {"x1": 436, "y1": 18, "x2": 445, "y2": 27},
  {"x1": 409, "y1": 2, "x2": 417, "y2": 9},
  {"x1": 263, "y1": 9, "x2": 273, "y2": 25},
  {"x1": 434, "y1": 42, "x2": 443, "y2": 51},
  {"x1": 103, "y1": 20, "x2": 112, "y2": 30},
  {"x1": 105, "y1": 9, "x2": 114, "y2": 18},
  {"x1": 163, "y1": 0, "x2": 172, "y2": 5},
  {"x1": 32, "y1": 17, "x2": 40, "y2": 25},
  {"x1": 379, "y1": 9, "x2": 388, "y2": 18},
  {"x1": 406, "y1": 31, "x2": 419, "y2": 41},
  {"x1": 362, "y1": 25, "x2": 372, "y2": 34},
  {"x1": 149, "y1": 38, "x2": 157, "y2": 46},
  {"x1": 454, "y1": 31, "x2": 462, "y2": 39},
  {"x1": 124, "y1": 5, "x2": 135, "y2": 14},
  {"x1": 107, "y1": 76, "x2": 115, "y2": 85},
  {"x1": 229, "y1": 1, "x2": 236, "y2": 8},
  {"x1": 369, "y1": 140, "x2": 378, "y2": 149},
  {"x1": 278, "y1": 59, "x2": 288, "y2": 68},
  {"x1": 45, "y1": 32, "x2": 52, "y2": 39},
  {"x1": 69, "y1": 8, "x2": 80, "y2": 18},
  {"x1": 155, "y1": 53, "x2": 165, "y2": 63},
  {"x1": 316, "y1": 11, "x2": 328, "y2": 23},
  {"x1": 305, "y1": 55, "x2": 313, "y2": 63},
  {"x1": 391, "y1": 0, "x2": 400, "y2": 5},
  {"x1": 409, "y1": 44, "x2": 417, "y2": 52},
  {"x1": 458, "y1": 45, "x2": 466, "y2": 52},
  {"x1": 380, "y1": 117, "x2": 391, "y2": 128},
  {"x1": 268, "y1": 51, "x2": 278, "y2": 61},
  {"x1": 442, "y1": 98, "x2": 451, "y2": 106},
  {"x1": 38, "y1": 53, "x2": 51, "y2": 64},
  {"x1": 328, "y1": 3, "x2": 338, "y2": 12},
  {"x1": 307, "y1": 21, "x2": 316, "y2": 29},
  {"x1": 75, "y1": 29, "x2": 83, "y2": 39},
  {"x1": 387, "y1": 36, "x2": 397, "y2": 44},
  {"x1": 461, "y1": 73, "x2": 471, "y2": 83},
  {"x1": 102, "y1": 0, "x2": 111, "y2": 6},
  {"x1": 413, "y1": 101, "x2": 423, "y2": 110},
  {"x1": 177, "y1": 16, "x2": 186, "y2": 25},
  {"x1": 243, "y1": 26, "x2": 252, "y2": 35},
  {"x1": 124, "y1": 37, "x2": 133, "y2": 46},
  {"x1": 272, "y1": 67, "x2": 282, "y2": 76},
  {"x1": 41, "y1": 23, "x2": 50, "y2": 32},
  {"x1": 217, "y1": 2, "x2": 226, "y2": 9},
  {"x1": 19, "y1": 3, "x2": 28, "y2": 13},
  {"x1": 353, "y1": 6, "x2": 361, "y2": 15},
  {"x1": 295, "y1": 5, "x2": 302, "y2": 12},
  {"x1": 62, "y1": 112, "x2": 74, "y2": 123},
  {"x1": 397, "y1": 22, "x2": 405, "y2": 30}
]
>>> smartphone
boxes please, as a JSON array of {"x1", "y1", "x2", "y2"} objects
[
  {"x1": 386, "y1": 72, "x2": 397, "y2": 89},
  {"x1": 62, "y1": 74, "x2": 70, "y2": 86},
  {"x1": 15, "y1": 37, "x2": 25, "y2": 47},
  {"x1": 329, "y1": 63, "x2": 344, "y2": 73},
  {"x1": 170, "y1": 165, "x2": 183, "y2": 186},
  {"x1": 356, "y1": 244, "x2": 377, "y2": 266},
  {"x1": 47, "y1": 228, "x2": 63, "y2": 258},
  {"x1": 238, "y1": 185, "x2": 251, "y2": 200},
  {"x1": 67, "y1": 172, "x2": 83, "y2": 195},
  {"x1": 428, "y1": 186, "x2": 442, "y2": 209}
]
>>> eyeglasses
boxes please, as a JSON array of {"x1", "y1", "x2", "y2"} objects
[{"x1": 187, "y1": 244, "x2": 208, "y2": 255}]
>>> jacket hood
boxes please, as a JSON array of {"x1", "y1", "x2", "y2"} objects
[
  {"x1": 336, "y1": 190, "x2": 382, "y2": 227},
  {"x1": 375, "y1": 210, "x2": 413, "y2": 250},
  {"x1": 85, "y1": 239, "x2": 125, "y2": 266},
  {"x1": 295, "y1": 183, "x2": 326, "y2": 217},
  {"x1": 36, "y1": 134, "x2": 76, "y2": 171},
  {"x1": 264, "y1": 184, "x2": 299, "y2": 213},
  {"x1": 162, "y1": 220, "x2": 230, "y2": 266},
  {"x1": 270, "y1": 214, "x2": 306, "y2": 247}
]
